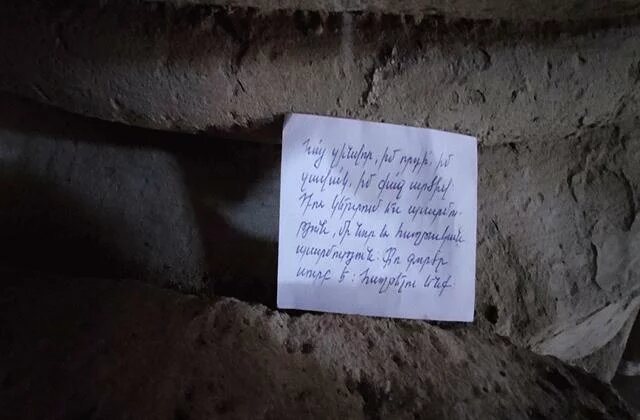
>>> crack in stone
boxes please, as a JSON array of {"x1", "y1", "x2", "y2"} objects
[
  {"x1": 618, "y1": 168, "x2": 637, "y2": 231},
  {"x1": 590, "y1": 241, "x2": 602, "y2": 291}
]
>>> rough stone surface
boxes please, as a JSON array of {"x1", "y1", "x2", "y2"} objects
[
  {"x1": 477, "y1": 124, "x2": 640, "y2": 381},
  {"x1": 1, "y1": 92, "x2": 639, "y2": 384},
  {"x1": 1, "y1": 2, "x2": 640, "y2": 147},
  {"x1": 1, "y1": 0, "x2": 640, "y2": 388},
  {"x1": 149, "y1": 0, "x2": 640, "y2": 21},
  {"x1": 0, "y1": 270, "x2": 635, "y2": 419}
]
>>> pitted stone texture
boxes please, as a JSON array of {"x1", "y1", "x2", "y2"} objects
[
  {"x1": 1, "y1": 2, "x2": 640, "y2": 146},
  {"x1": 0, "y1": 271, "x2": 635, "y2": 419},
  {"x1": 152, "y1": 0, "x2": 640, "y2": 21},
  {"x1": 477, "y1": 125, "x2": 640, "y2": 381}
]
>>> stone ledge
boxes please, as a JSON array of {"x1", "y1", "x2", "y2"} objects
[
  {"x1": 0, "y1": 1, "x2": 639, "y2": 144},
  {"x1": 148, "y1": 0, "x2": 640, "y2": 21},
  {"x1": 0, "y1": 270, "x2": 635, "y2": 419}
]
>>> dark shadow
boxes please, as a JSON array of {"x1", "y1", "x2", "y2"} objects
[
  {"x1": 0, "y1": 92, "x2": 281, "y2": 306},
  {"x1": 176, "y1": 134, "x2": 281, "y2": 306},
  {"x1": 0, "y1": 164, "x2": 144, "y2": 280},
  {"x1": 613, "y1": 313, "x2": 640, "y2": 411},
  {"x1": 0, "y1": 271, "x2": 351, "y2": 420}
]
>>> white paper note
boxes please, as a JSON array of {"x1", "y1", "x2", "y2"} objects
[{"x1": 277, "y1": 113, "x2": 477, "y2": 321}]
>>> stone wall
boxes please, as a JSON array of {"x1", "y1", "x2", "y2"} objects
[
  {"x1": 0, "y1": 0, "x2": 639, "y2": 413},
  {"x1": 1, "y1": 90, "x2": 638, "y2": 383}
]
